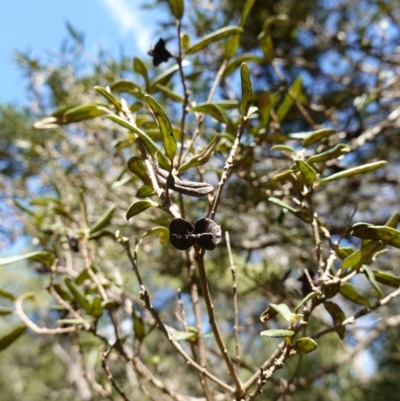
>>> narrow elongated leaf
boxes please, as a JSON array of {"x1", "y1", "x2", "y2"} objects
[
  {"x1": 177, "y1": 134, "x2": 220, "y2": 173},
  {"x1": 276, "y1": 77, "x2": 303, "y2": 122},
  {"x1": 149, "y1": 61, "x2": 190, "y2": 91},
  {"x1": 126, "y1": 200, "x2": 158, "y2": 220},
  {"x1": 294, "y1": 291, "x2": 321, "y2": 313},
  {"x1": 340, "y1": 240, "x2": 384, "y2": 271},
  {"x1": 127, "y1": 157, "x2": 151, "y2": 184},
  {"x1": 258, "y1": 32, "x2": 274, "y2": 62},
  {"x1": 268, "y1": 197, "x2": 311, "y2": 223},
  {"x1": 0, "y1": 324, "x2": 26, "y2": 352},
  {"x1": 155, "y1": 84, "x2": 184, "y2": 102},
  {"x1": 260, "y1": 329, "x2": 294, "y2": 338},
  {"x1": 133, "y1": 310, "x2": 146, "y2": 341},
  {"x1": 0, "y1": 251, "x2": 54, "y2": 267},
  {"x1": 319, "y1": 161, "x2": 387, "y2": 184},
  {"x1": 91, "y1": 295, "x2": 103, "y2": 318},
  {"x1": 301, "y1": 128, "x2": 336, "y2": 147},
  {"x1": 0, "y1": 308, "x2": 14, "y2": 316},
  {"x1": 271, "y1": 145, "x2": 296, "y2": 153},
  {"x1": 270, "y1": 303, "x2": 293, "y2": 322},
  {"x1": 307, "y1": 144, "x2": 351, "y2": 164},
  {"x1": 167, "y1": 0, "x2": 184, "y2": 19},
  {"x1": 110, "y1": 80, "x2": 145, "y2": 99},
  {"x1": 89, "y1": 205, "x2": 116, "y2": 235},
  {"x1": 107, "y1": 115, "x2": 170, "y2": 169},
  {"x1": 294, "y1": 337, "x2": 318, "y2": 354},
  {"x1": 142, "y1": 226, "x2": 169, "y2": 244},
  {"x1": 295, "y1": 160, "x2": 317, "y2": 187},
  {"x1": 240, "y1": 62, "x2": 253, "y2": 116},
  {"x1": 353, "y1": 225, "x2": 400, "y2": 249},
  {"x1": 173, "y1": 330, "x2": 197, "y2": 341},
  {"x1": 363, "y1": 264, "x2": 382, "y2": 298},
  {"x1": 65, "y1": 278, "x2": 92, "y2": 313},
  {"x1": 373, "y1": 270, "x2": 400, "y2": 287},
  {"x1": 186, "y1": 26, "x2": 243, "y2": 55},
  {"x1": 0, "y1": 288, "x2": 16, "y2": 301},
  {"x1": 324, "y1": 301, "x2": 345, "y2": 339},
  {"x1": 94, "y1": 86, "x2": 122, "y2": 111},
  {"x1": 145, "y1": 95, "x2": 177, "y2": 161},
  {"x1": 339, "y1": 282, "x2": 371, "y2": 307},
  {"x1": 191, "y1": 103, "x2": 228, "y2": 124},
  {"x1": 223, "y1": 54, "x2": 265, "y2": 78},
  {"x1": 63, "y1": 103, "x2": 108, "y2": 123},
  {"x1": 134, "y1": 57, "x2": 150, "y2": 90},
  {"x1": 136, "y1": 184, "x2": 155, "y2": 198}
]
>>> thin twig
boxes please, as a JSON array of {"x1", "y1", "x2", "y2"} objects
[
  {"x1": 194, "y1": 246, "x2": 245, "y2": 398},
  {"x1": 226, "y1": 231, "x2": 240, "y2": 371},
  {"x1": 101, "y1": 348, "x2": 132, "y2": 401},
  {"x1": 210, "y1": 116, "x2": 250, "y2": 220}
]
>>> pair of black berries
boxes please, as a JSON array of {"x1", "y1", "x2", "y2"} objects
[
  {"x1": 148, "y1": 38, "x2": 173, "y2": 66},
  {"x1": 169, "y1": 218, "x2": 221, "y2": 251}
]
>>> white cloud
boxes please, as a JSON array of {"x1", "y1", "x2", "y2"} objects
[{"x1": 101, "y1": 0, "x2": 153, "y2": 54}]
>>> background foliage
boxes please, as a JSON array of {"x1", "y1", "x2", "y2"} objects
[{"x1": 1, "y1": 0, "x2": 400, "y2": 400}]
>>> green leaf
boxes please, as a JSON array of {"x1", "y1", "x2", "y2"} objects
[
  {"x1": 145, "y1": 95, "x2": 177, "y2": 161},
  {"x1": 181, "y1": 32, "x2": 190, "y2": 50},
  {"x1": 142, "y1": 226, "x2": 169, "y2": 244},
  {"x1": 339, "y1": 282, "x2": 371, "y2": 307},
  {"x1": 57, "y1": 319, "x2": 92, "y2": 325},
  {"x1": 270, "y1": 303, "x2": 293, "y2": 322},
  {"x1": 268, "y1": 197, "x2": 311, "y2": 223},
  {"x1": 150, "y1": 61, "x2": 190, "y2": 91},
  {"x1": 240, "y1": 62, "x2": 253, "y2": 116},
  {"x1": 294, "y1": 291, "x2": 321, "y2": 313},
  {"x1": 91, "y1": 295, "x2": 103, "y2": 319},
  {"x1": 134, "y1": 57, "x2": 150, "y2": 90},
  {"x1": 133, "y1": 310, "x2": 146, "y2": 341},
  {"x1": 191, "y1": 103, "x2": 228, "y2": 124},
  {"x1": 319, "y1": 161, "x2": 387, "y2": 184},
  {"x1": 89, "y1": 228, "x2": 116, "y2": 241},
  {"x1": 136, "y1": 184, "x2": 155, "y2": 198},
  {"x1": 0, "y1": 307, "x2": 14, "y2": 316},
  {"x1": 101, "y1": 299, "x2": 118, "y2": 311},
  {"x1": 373, "y1": 270, "x2": 400, "y2": 287},
  {"x1": 293, "y1": 337, "x2": 318, "y2": 354},
  {"x1": 295, "y1": 160, "x2": 317, "y2": 187},
  {"x1": 167, "y1": 0, "x2": 184, "y2": 19},
  {"x1": 172, "y1": 330, "x2": 197, "y2": 341},
  {"x1": 0, "y1": 251, "x2": 54, "y2": 267},
  {"x1": 185, "y1": 26, "x2": 243, "y2": 55},
  {"x1": 0, "y1": 288, "x2": 16, "y2": 301},
  {"x1": 307, "y1": 144, "x2": 351, "y2": 164},
  {"x1": 127, "y1": 157, "x2": 151, "y2": 185},
  {"x1": 260, "y1": 329, "x2": 294, "y2": 338},
  {"x1": 301, "y1": 128, "x2": 336, "y2": 147},
  {"x1": 223, "y1": 54, "x2": 265, "y2": 78},
  {"x1": 107, "y1": 114, "x2": 170, "y2": 169},
  {"x1": 363, "y1": 264, "x2": 382, "y2": 298},
  {"x1": 324, "y1": 301, "x2": 345, "y2": 339},
  {"x1": 177, "y1": 134, "x2": 220, "y2": 173},
  {"x1": 271, "y1": 145, "x2": 296, "y2": 153},
  {"x1": 276, "y1": 77, "x2": 303, "y2": 122},
  {"x1": 340, "y1": 240, "x2": 384, "y2": 272},
  {"x1": 258, "y1": 32, "x2": 274, "y2": 62},
  {"x1": 126, "y1": 200, "x2": 159, "y2": 220},
  {"x1": 64, "y1": 277, "x2": 92, "y2": 314},
  {"x1": 0, "y1": 324, "x2": 26, "y2": 352},
  {"x1": 155, "y1": 84, "x2": 184, "y2": 102},
  {"x1": 110, "y1": 80, "x2": 145, "y2": 99},
  {"x1": 260, "y1": 305, "x2": 278, "y2": 322},
  {"x1": 94, "y1": 86, "x2": 122, "y2": 111},
  {"x1": 53, "y1": 283, "x2": 73, "y2": 302},
  {"x1": 89, "y1": 205, "x2": 116, "y2": 235},
  {"x1": 352, "y1": 225, "x2": 400, "y2": 249}
]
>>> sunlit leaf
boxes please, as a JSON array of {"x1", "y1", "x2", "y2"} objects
[
  {"x1": 155, "y1": 84, "x2": 184, "y2": 102},
  {"x1": 223, "y1": 54, "x2": 265, "y2": 78},
  {"x1": 240, "y1": 62, "x2": 253, "y2": 116},
  {"x1": 339, "y1": 282, "x2": 371, "y2": 307},
  {"x1": 0, "y1": 251, "x2": 54, "y2": 267},
  {"x1": 319, "y1": 161, "x2": 387, "y2": 184},
  {"x1": 307, "y1": 144, "x2": 351, "y2": 164},
  {"x1": 270, "y1": 303, "x2": 293, "y2": 322},
  {"x1": 133, "y1": 57, "x2": 150, "y2": 90},
  {"x1": 260, "y1": 329, "x2": 294, "y2": 338},
  {"x1": 191, "y1": 103, "x2": 228, "y2": 124},
  {"x1": 142, "y1": 226, "x2": 169, "y2": 244},
  {"x1": 167, "y1": 0, "x2": 184, "y2": 19},
  {"x1": 127, "y1": 157, "x2": 151, "y2": 185},
  {"x1": 126, "y1": 200, "x2": 159, "y2": 220},
  {"x1": 145, "y1": 95, "x2": 177, "y2": 161},
  {"x1": 89, "y1": 205, "x2": 116, "y2": 235},
  {"x1": 295, "y1": 160, "x2": 317, "y2": 187},
  {"x1": 64, "y1": 278, "x2": 92, "y2": 314},
  {"x1": 301, "y1": 128, "x2": 336, "y2": 147},
  {"x1": 363, "y1": 264, "x2": 382, "y2": 298},
  {"x1": 294, "y1": 291, "x2": 321, "y2": 313},
  {"x1": 186, "y1": 26, "x2": 243, "y2": 55},
  {"x1": 136, "y1": 184, "x2": 155, "y2": 198},
  {"x1": 340, "y1": 240, "x2": 384, "y2": 272},
  {"x1": 94, "y1": 86, "x2": 122, "y2": 111},
  {"x1": 293, "y1": 337, "x2": 318, "y2": 354}
]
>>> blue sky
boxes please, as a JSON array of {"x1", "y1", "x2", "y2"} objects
[{"x1": 0, "y1": 0, "x2": 163, "y2": 105}]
